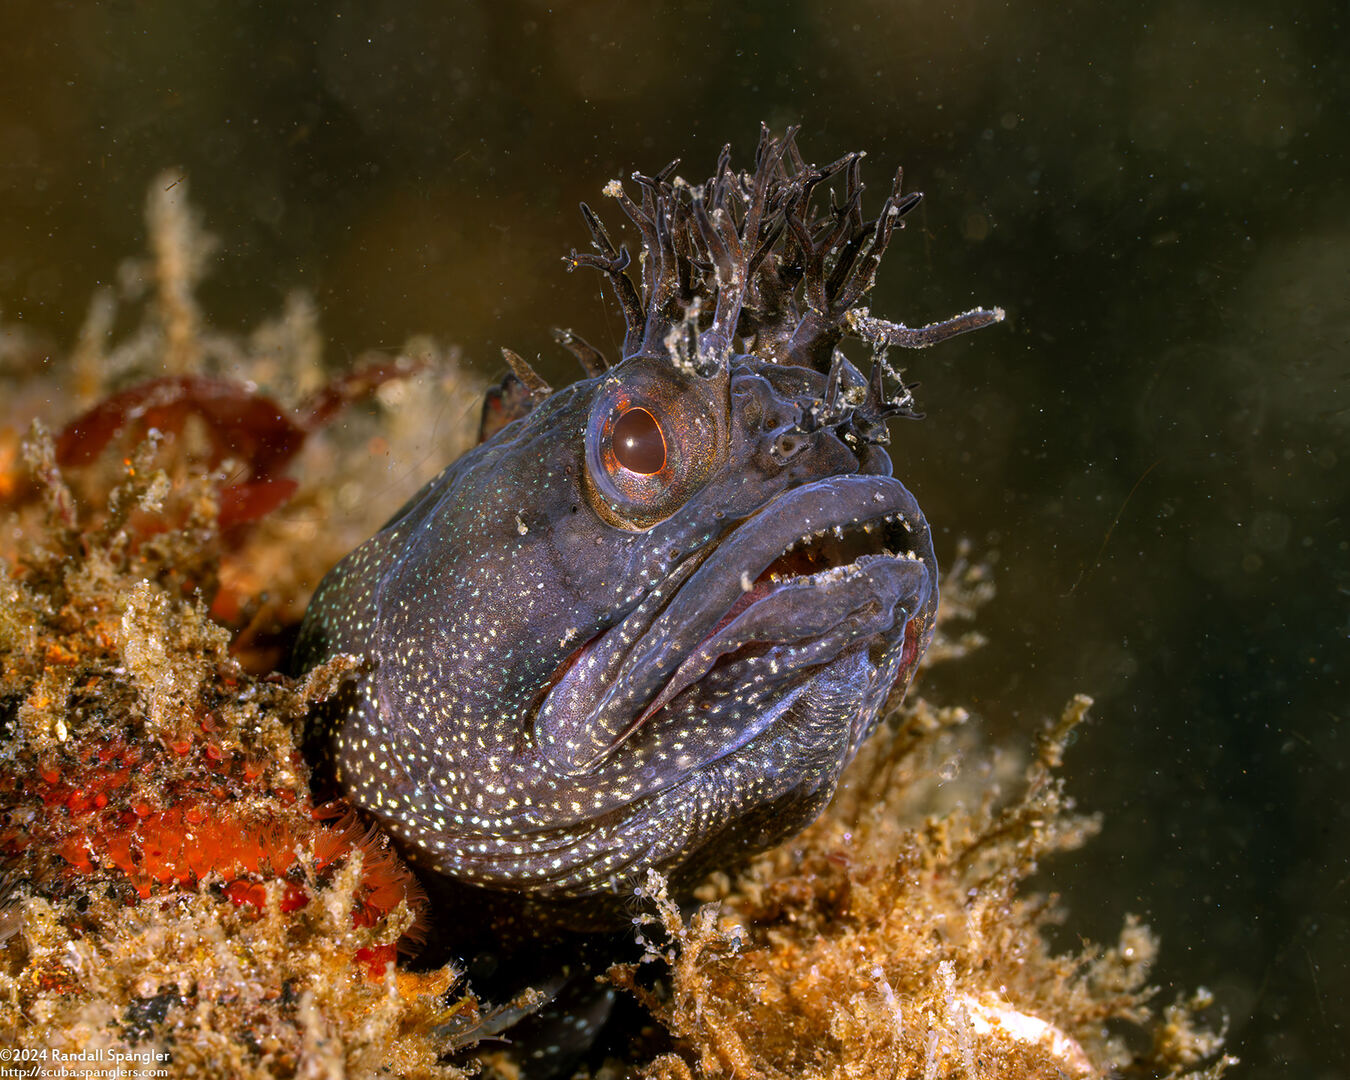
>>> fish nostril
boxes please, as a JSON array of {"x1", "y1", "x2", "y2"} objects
[{"x1": 772, "y1": 432, "x2": 806, "y2": 461}]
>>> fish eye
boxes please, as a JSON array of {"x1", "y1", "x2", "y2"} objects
[
  {"x1": 612, "y1": 407, "x2": 666, "y2": 475},
  {"x1": 582, "y1": 362, "x2": 726, "y2": 530}
]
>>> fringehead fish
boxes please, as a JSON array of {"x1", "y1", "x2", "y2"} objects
[{"x1": 296, "y1": 128, "x2": 1002, "y2": 921}]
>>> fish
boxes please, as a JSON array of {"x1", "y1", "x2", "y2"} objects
[{"x1": 296, "y1": 127, "x2": 1003, "y2": 924}]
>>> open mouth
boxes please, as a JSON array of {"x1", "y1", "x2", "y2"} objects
[
  {"x1": 533, "y1": 475, "x2": 936, "y2": 782},
  {"x1": 724, "y1": 509, "x2": 921, "y2": 629}
]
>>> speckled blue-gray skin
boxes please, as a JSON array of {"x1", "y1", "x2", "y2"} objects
[{"x1": 296, "y1": 128, "x2": 1003, "y2": 918}]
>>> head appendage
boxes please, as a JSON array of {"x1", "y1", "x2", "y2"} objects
[
  {"x1": 691, "y1": 126, "x2": 796, "y2": 369},
  {"x1": 571, "y1": 203, "x2": 644, "y2": 359},
  {"x1": 552, "y1": 328, "x2": 608, "y2": 377},
  {"x1": 563, "y1": 126, "x2": 1004, "y2": 394}
]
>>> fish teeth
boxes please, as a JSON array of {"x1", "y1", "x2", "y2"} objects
[{"x1": 777, "y1": 512, "x2": 919, "y2": 565}]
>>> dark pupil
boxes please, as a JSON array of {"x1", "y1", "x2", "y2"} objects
[{"x1": 612, "y1": 407, "x2": 666, "y2": 474}]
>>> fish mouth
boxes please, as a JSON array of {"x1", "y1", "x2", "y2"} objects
[{"x1": 533, "y1": 475, "x2": 937, "y2": 783}]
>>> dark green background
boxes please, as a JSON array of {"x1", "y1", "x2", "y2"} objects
[{"x1": 2, "y1": 2, "x2": 1345, "y2": 1074}]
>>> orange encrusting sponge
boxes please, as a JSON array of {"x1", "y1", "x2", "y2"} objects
[{"x1": 2, "y1": 725, "x2": 426, "y2": 981}]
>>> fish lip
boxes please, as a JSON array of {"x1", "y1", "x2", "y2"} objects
[{"x1": 535, "y1": 474, "x2": 937, "y2": 777}]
